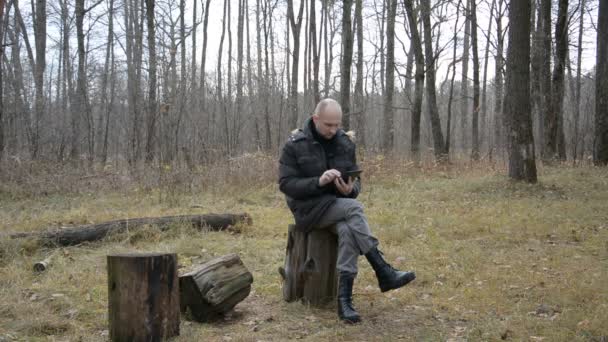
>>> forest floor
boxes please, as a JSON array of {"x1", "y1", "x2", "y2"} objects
[{"x1": 0, "y1": 156, "x2": 607, "y2": 341}]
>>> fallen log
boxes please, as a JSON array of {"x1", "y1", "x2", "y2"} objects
[
  {"x1": 179, "y1": 253, "x2": 253, "y2": 322},
  {"x1": 10, "y1": 213, "x2": 252, "y2": 247}
]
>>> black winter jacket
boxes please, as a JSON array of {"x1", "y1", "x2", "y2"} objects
[{"x1": 278, "y1": 118, "x2": 361, "y2": 232}]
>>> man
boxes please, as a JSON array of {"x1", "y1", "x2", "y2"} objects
[{"x1": 278, "y1": 98, "x2": 416, "y2": 323}]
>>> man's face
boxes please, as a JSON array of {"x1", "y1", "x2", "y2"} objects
[{"x1": 313, "y1": 108, "x2": 342, "y2": 139}]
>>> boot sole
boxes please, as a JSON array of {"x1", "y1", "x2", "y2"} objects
[
  {"x1": 340, "y1": 316, "x2": 361, "y2": 324},
  {"x1": 379, "y1": 273, "x2": 416, "y2": 293}
]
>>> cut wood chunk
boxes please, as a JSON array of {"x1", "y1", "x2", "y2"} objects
[
  {"x1": 280, "y1": 225, "x2": 338, "y2": 306},
  {"x1": 179, "y1": 253, "x2": 253, "y2": 322},
  {"x1": 107, "y1": 252, "x2": 180, "y2": 341}
]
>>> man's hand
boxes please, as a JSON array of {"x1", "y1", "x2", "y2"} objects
[
  {"x1": 334, "y1": 176, "x2": 354, "y2": 196},
  {"x1": 319, "y1": 169, "x2": 341, "y2": 187}
]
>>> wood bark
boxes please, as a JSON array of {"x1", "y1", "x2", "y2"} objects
[
  {"x1": 144, "y1": 0, "x2": 157, "y2": 162},
  {"x1": 492, "y1": 0, "x2": 505, "y2": 159},
  {"x1": 32, "y1": 0, "x2": 45, "y2": 159},
  {"x1": 340, "y1": 0, "x2": 353, "y2": 131},
  {"x1": 404, "y1": 0, "x2": 425, "y2": 162},
  {"x1": 460, "y1": 0, "x2": 470, "y2": 152},
  {"x1": 287, "y1": 0, "x2": 305, "y2": 130},
  {"x1": 75, "y1": 0, "x2": 95, "y2": 162},
  {"x1": 446, "y1": 0, "x2": 462, "y2": 156},
  {"x1": 378, "y1": 0, "x2": 386, "y2": 94},
  {"x1": 382, "y1": 0, "x2": 397, "y2": 151},
  {"x1": 180, "y1": 253, "x2": 253, "y2": 322},
  {"x1": 480, "y1": 0, "x2": 496, "y2": 157},
  {"x1": 354, "y1": 0, "x2": 365, "y2": 147},
  {"x1": 310, "y1": 0, "x2": 320, "y2": 105},
  {"x1": 226, "y1": 0, "x2": 233, "y2": 154},
  {"x1": 421, "y1": 0, "x2": 447, "y2": 161},
  {"x1": 101, "y1": 0, "x2": 116, "y2": 164},
  {"x1": 531, "y1": 0, "x2": 542, "y2": 140},
  {"x1": 10, "y1": 213, "x2": 252, "y2": 246},
  {"x1": 107, "y1": 253, "x2": 179, "y2": 341},
  {"x1": 59, "y1": 0, "x2": 72, "y2": 159},
  {"x1": 0, "y1": 0, "x2": 5, "y2": 156},
  {"x1": 191, "y1": 0, "x2": 197, "y2": 95},
  {"x1": 470, "y1": 0, "x2": 480, "y2": 160},
  {"x1": 550, "y1": 0, "x2": 569, "y2": 161},
  {"x1": 200, "y1": 0, "x2": 211, "y2": 108},
  {"x1": 539, "y1": 0, "x2": 552, "y2": 160},
  {"x1": 504, "y1": 0, "x2": 537, "y2": 182},
  {"x1": 279, "y1": 225, "x2": 338, "y2": 306},
  {"x1": 125, "y1": 0, "x2": 144, "y2": 162},
  {"x1": 323, "y1": 0, "x2": 330, "y2": 97},
  {"x1": 235, "y1": 0, "x2": 245, "y2": 148},
  {"x1": 572, "y1": 0, "x2": 585, "y2": 162},
  {"x1": 595, "y1": 0, "x2": 608, "y2": 165}
]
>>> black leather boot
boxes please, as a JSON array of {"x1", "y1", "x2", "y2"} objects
[
  {"x1": 365, "y1": 247, "x2": 416, "y2": 292},
  {"x1": 337, "y1": 272, "x2": 361, "y2": 324}
]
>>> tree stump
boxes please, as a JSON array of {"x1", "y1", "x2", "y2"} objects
[
  {"x1": 107, "y1": 253, "x2": 179, "y2": 342},
  {"x1": 279, "y1": 224, "x2": 338, "y2": 306},
  {"x1": 179, "y1": 253, "x2": 253, "y2": 322}
]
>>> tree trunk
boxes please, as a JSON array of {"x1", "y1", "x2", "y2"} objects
[
  {"x1": 446, "y1": 0, "x2": 463, "y2": 156},
  {"x1": 279, "y1": 225, "x2": 338, "y2": 306},
  {"x1": 264, "y1": 0, "x2": 272, "y2": 148},
  {"x1": 340, "y1": 0, "x2": 353, "y2": 131},
  {"x1": 550, "y1": 0, "x2": 569, "y2": 161},
  {"x1": 235, "y1": 0, "x2": 244, "y2": 148},
  {"x1": 287, "y1": 0, "x2": 305, "y2": 130},
  {"x1": 310, "y1": 0, "x2": 320, "y2": 105},
  {"x1": 323, "y1": 0, "x2": 330, "y2": 97},
  {"x1": 217, "y1": 0, "x2": 227, "y2": 152},
  {"x1": 404, "y1": 0, "x2": 425, "y2": 162},
  {"x1": 595, "y1": 0, "x2": 608, "y2": 165},
  {"x1": 504, "y1": 0, "x2": 537, "y2": 182},
  {"x1": 101, "y1": 0, "x2": 115, "y2": 164},
  {"x1": 354, "y1": 0, "x2": 365, "y2": 147},
  {"x1": 382, "y1": 0, "x2": 396, "y2": 151},
  {"x1": 481, "y1": 0, "x2": 496, "y2": 157},
  {"x1": 180, "y1": 254, "x2": 253, "y2": 322},
  {"x1": 378, "y1": 0, "x2": 386, "y2": 94},
  {"x1": 492, "y1": 0, "x2": 505, "y2": 159},
  {"x1": 200, "y1": 0, "x2": 211, "y2": 109},
  {"x1": 0, "y1": 0, "x2": 6, "y2": 157},
  {"x1": 470, "y1": 0, "x2": 480, "y2": 160},
  {"x1": 107, "y1": 253, "x2": 180, "y2": 341},
  {"x1": 75, "y1": 0, "x2": 94, "y2": 163},
  {"x1": 572, "y1": 0, "x2": 585, "y2": 163},
  {"x1": 32, "y1": 0, "x2": 46, "y2": 159},
  {"x1": 531, "y1": 0, "x2": 541, "y2": 145},
  {"x1": 460, "y1": 0, "x2": 470, "y2": 152},
  {"x1": 421, "y1": 0, "x2": 446, "y2": 161},
  {"x1": 191, "y1": 0, "x2": 197, "y2": 95},
  {"x1": 540, "y1": 0, "x2": 552, "y2": 161},
  {"x1": 143, "y1": 0, "x2": 157, "y2": 162}
]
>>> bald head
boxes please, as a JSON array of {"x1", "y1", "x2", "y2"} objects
[{"x1": 312, "y1": 98, "x2": 342, "y2": 139}]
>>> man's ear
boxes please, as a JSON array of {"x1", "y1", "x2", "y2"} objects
[{"x1": 312, "y1": 114, "x2": 318, "y2": 123}]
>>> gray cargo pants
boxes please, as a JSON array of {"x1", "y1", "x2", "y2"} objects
[{"x1": 314, "y1": 198, "x2": 379, "y2": 274}]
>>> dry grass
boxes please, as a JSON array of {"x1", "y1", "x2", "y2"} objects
[{"x1": 0, "y1": 155, "x2": 607, "y2": 341}]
